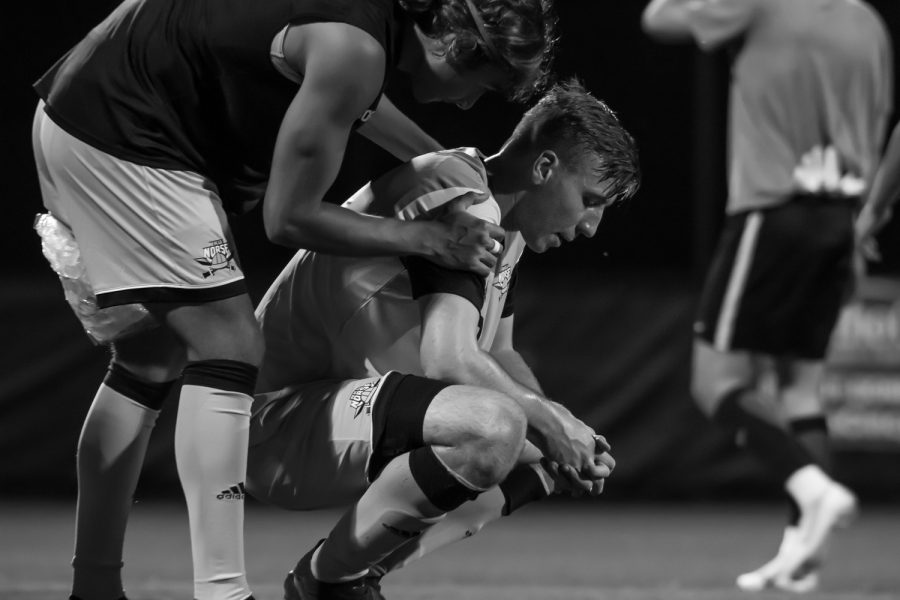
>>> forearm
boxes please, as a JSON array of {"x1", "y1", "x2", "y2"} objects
[
  {"x1": 263, "y1": 131, "x2": 443, "y2": 256},
  {"x1": 426, "y1": 350, "x2": 564, "y2": 444},
  {"x1": 490, "y1": 348, "x2": 543, "y2": 395},
  {"x1": 268, "y1": 200, "x2": 447, "y2": 257},
  {"x1": 864, "y1": 125, "x2": 900, "y2": 227}
]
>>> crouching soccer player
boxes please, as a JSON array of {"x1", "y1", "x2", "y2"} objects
[{"x1": 246, "y1": 80, "x2": 640, "y2": 599}]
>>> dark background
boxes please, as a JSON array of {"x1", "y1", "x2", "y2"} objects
[{"x1": 2, "y1": 1, "x2": 900, "y2": 501}]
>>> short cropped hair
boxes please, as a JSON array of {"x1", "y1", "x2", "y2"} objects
[
  {"x1": 400, "y1": 0, "x2": 558, "y2": 102},
  {"x1": 507, "y1": 79, "x2": 641, "y2": 204}
]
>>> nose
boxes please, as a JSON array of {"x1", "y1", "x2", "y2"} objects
[{"x1": 578, "y1": 209, "x2": 604, "y2": 238}]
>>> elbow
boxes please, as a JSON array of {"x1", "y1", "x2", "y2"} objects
[
  {"x1": 640, "y1": 11, "x2": 659, "y2": 36},
  {"x1": 263, "y1": 218, "x2": 294, "y2": 247},
  {"x1": 421, "y1": 353, "x2": 468, "y2": 384},
  {"x1": 262, "y1": 202, "x2": 314, "y2": 248},
  {"x1": 641, "y1": 10, "x2": 690, "y2": 42}
]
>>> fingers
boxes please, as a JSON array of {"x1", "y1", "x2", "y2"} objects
[
  {"x1": 594, "y1": 451, "x2": 616, "y2": 472},
  {"x1": 593, "y1": 434, "x2": 611, "y2": 454},
  {"x1": 446, "y1": 190, "x2": 491, "y2": 211}
]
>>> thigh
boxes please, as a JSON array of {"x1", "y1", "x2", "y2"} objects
[
  {"x1": 247, "y1": 375, "x2": 398, "y2": 510},
  {"x1": 691, "y1": 339, "x2": 758, "y2": 415},
  {"x1": 152, "y1": 293, "x2": 262, "y2": 364},
  {"x1": 33, "y1": 109, "x2": 246, "y2": 309},
  {"x1": 111, "y1": 325, "x2": 186, "y2": 382}
]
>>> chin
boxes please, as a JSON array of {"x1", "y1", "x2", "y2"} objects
[{"x1": 527, "y1": 239, "x2": 548, "y2": 253}]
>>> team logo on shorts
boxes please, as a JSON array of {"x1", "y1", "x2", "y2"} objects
[
  {"x1": 493, "y1": 264, "x2": 512, "y2": 295},
  {"x1": 349, "y1": 380, "x2": 378, "y2": 418},
  {"x1": 195, "y1": 239, "x2": 236, "y2": 278}
]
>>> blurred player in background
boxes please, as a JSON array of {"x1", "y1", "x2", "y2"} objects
[
  {"x1": 246, "y1": 80, "x2": 639, "y2": 598},
  {"x1": 857, "y1": 121, "x2": 900, "y2": 259},
  {"x1": 31, "y1": 1, "x2": 559, "y2": 599},
  {"x1": 642, "y1": 0, "x2": 892, "y2": 592}
]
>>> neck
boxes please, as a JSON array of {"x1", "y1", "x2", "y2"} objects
[{"x1": 484, "y1": 151, "x2": 526, "y2": 229}]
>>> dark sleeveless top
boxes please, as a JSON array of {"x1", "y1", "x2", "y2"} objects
[{"x1": 35, "y1": 0, "x2": 401, "y2": 207}]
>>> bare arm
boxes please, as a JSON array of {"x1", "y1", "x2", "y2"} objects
[
  {"x1": 357, "y1": 94, "x2": 444, "y2": 161},
  {"x1": 642, "y1": 0, "x2": 697, "y2": 41},
  {"x1": 417, "y1": 293, "x2": 604, "y2": 479},
  {"x1": 857, "y1": 122, "x2": 900, "y2": 254},
  {"x1": 262, "y1": 23, "x2": 502, "y2": 274}
]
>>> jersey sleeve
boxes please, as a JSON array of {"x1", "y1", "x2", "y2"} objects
[
  {"x1": 400, "y1": 256, "x2": 487, "y2": 311},
  {"x1": 686, "y1": 0, "x2": 760, "y2": 50},
  {"x1": 500, "y1": 267, "x2": 518, "y2": 318}
]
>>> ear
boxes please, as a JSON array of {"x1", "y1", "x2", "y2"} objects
[
  {"x1": 425, "y1": 31, "x2": 456, "y2": 57},
  {"x1": 531, "y1": 150, "x2": 559, "y2": 185}
]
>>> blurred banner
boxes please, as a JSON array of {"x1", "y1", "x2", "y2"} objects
[
  {"x1": 2, "y1": 268, "x2": 898, "y2": 501},
  {"x1": 822, "y1": 277, "x2": 900, "y2": 451}
]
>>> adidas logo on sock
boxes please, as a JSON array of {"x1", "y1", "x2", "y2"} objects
[{"x1": 216, "y1": 482, "x2": 246, "y2": 500}]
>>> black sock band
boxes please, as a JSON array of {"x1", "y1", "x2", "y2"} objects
[
  {"x1": 104, "y1": 362, "x2": 175, "y2": 410},
  {"x1": 789, "y1": 415, "x2": 829, "y2": 435},
  {"x1": 713, "y1": 388, "x2": 814, "y2": 482},
  {"x1": 499, "y1": 465, "x2": 550, "y2": 516},
  {"x1": 181, "y1": 359, "x2": 258, "y2": 396},
  {"x1": 787, "y1": 495, "x2": 801, "y2": 526},
  {"x1": 408, "y1": 447, "x2": 480, "y2": 512}
]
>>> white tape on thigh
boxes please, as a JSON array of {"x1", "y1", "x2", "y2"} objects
[{"x1": 34, "y1": 213, "x2": 156, "y2": 344}]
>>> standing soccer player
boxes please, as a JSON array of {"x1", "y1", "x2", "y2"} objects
[
  {"x1": 31, "y1": 1, "x2": 558, "y2": 599},
  {"x1": 642, "y1": 0, "x2": 892, "y2": 592}
]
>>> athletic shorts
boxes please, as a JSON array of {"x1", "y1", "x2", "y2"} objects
[
  {"x1": 694, "y1": 194, "x2": 855, "y2": 360},
  {"x1": 32, "y1": 102, "x2": 246, "y2": 308},
  {"x1": 246, "y1": 372, "x2": 449, "y2": 510}
]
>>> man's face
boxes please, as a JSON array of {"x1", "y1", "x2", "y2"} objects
[
  {"x1": 511, "y1": 153, "x2": 614, "y2": 253},
  {"x1": 410, "y1": 35, "x2": 507, "y2": 109}
]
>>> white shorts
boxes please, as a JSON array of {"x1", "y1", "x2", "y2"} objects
[
  {"x1": 247, "y1": 371, "x2": 449, "y2": 510},
  {"x1": 32, "y1": 102, "x2": 246, "y2": 308},
  {"x1": 247, "y1": 375, "x2": 392, "y2": 510}
]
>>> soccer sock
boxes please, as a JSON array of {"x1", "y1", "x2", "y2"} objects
[
  {"x1": 311, "y1": 447, "x2": 482, "y2": 583},
  {"x1": 713, "y1": 388, "x2": 814, "y2": 482},
  {"x1": 790, "y1": 416, "x2": 832, "y2": 473},
  {"x1": 176, "y1": 360, "x2": 256, "y2": 600},
  {"x1": 71, "y1": 363, "x2": 173, "y2": 600},
  {"x1": 786, "y1": 416, "x2": 831, "y2": 525},
  {"x1": 373, "y1": 463, "x2": 552, "y2": 575}
]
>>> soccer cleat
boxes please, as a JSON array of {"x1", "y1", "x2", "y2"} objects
[
  {"x1": 736, "y1": 527, "x2": 820, "y2": 593},
  {"x1": 284, "y1": 540, "x2": 381, "y2": 600},
  {"x1": 776, "y1": 482, "x2": 857, "y2": 583},
  {"x1": 736, "y1": 525, "x2": 827, "y2": 594}
]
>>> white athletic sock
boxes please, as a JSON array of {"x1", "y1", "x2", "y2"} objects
[
  {"x1": 375, "y1": 485, "x2": 506, "y2": 574},
  {"x1": 72, "y1": 384, "x2": 159, "y2": 600},
  {"x1": 785, "y1": 464, "x2": 832, "y2": 508},
  {"x1": 312, "y1": 452, "x2": 455, "y2": 583},
  {"x1": 175, "y1": 385, "x2": 252, "y2": 600}
]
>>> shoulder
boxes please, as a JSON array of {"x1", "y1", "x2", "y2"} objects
[
  {"x1": 283, "y1": 21, "x2": 386, "y2": 83},
  {"x1": 410, "y1": 148, "x2": 489, "y2": 190}
]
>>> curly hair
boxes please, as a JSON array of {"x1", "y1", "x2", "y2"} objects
[
  {"x1": 507, "y1": 79, "x2": 641, "y2": 204},
  {"x1": 399, "y1": 0, "x2": 558, "y2": 102}
]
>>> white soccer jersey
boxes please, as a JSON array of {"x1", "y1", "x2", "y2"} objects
[{"x1": 255, "y1": 148, "x2": 525, "y2": 393}]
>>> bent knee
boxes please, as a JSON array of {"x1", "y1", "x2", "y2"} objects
[{"x1": 474, "y1": 394, "x2": 527, "y2": 449}]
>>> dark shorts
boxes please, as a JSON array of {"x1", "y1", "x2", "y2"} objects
[{"x1": 694, "y1": 194, "x2": 855, "y2": 360}]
